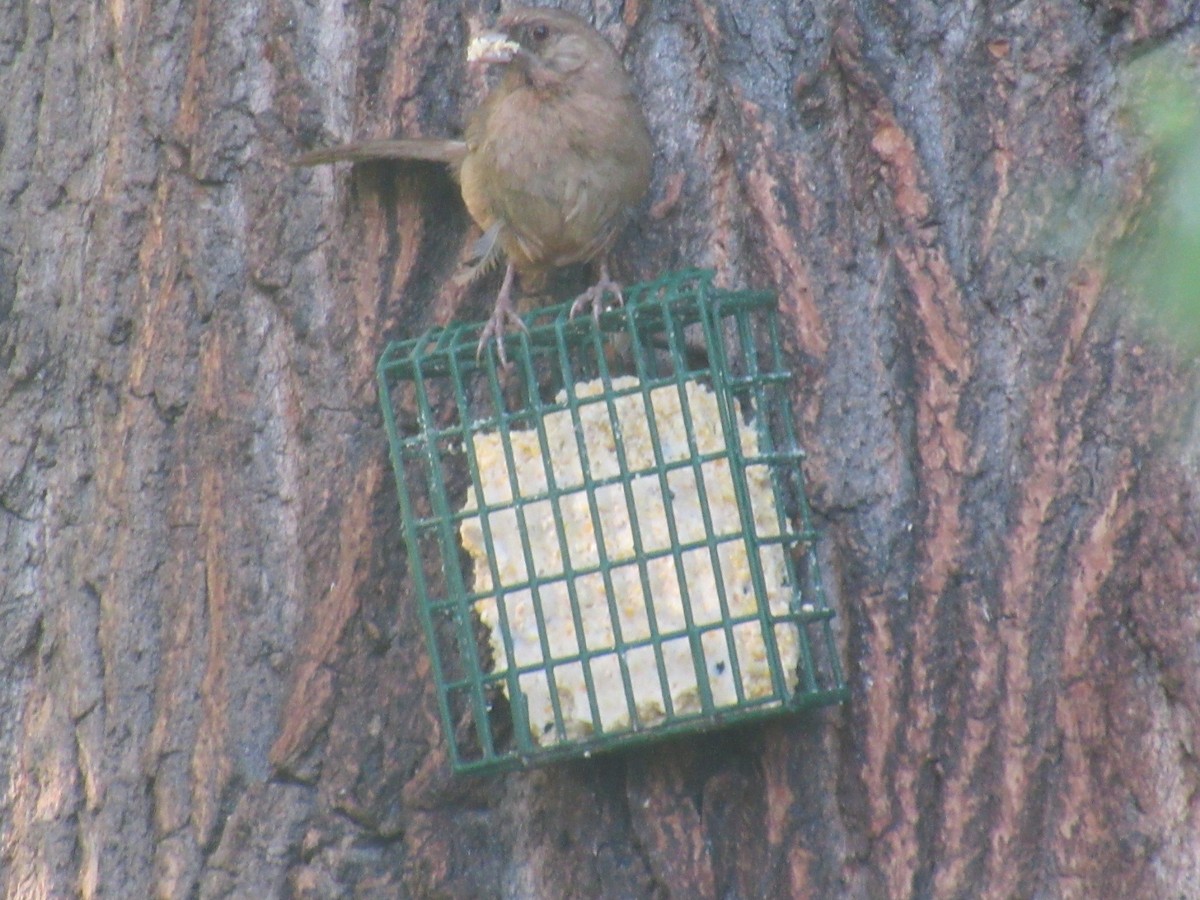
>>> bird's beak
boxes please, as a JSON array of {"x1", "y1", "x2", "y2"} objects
[{"x1": 467, "y1": 31, "x2": 521, "y2": 66}]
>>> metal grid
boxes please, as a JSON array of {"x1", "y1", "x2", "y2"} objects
[{"x1": 378, "y1": 270, "x2": 847, "y2": 774}]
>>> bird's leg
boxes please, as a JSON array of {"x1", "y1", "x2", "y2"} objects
[
  {"x1": 569, "y1": 258, "x2": 624, "y2": 322},
  {"x1": 476, "y1": 261, "x2": 527, "y2": 365}
]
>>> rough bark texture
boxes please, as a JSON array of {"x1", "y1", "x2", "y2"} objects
[{"x1": 3, "y1": 1, "x2": 1199, "y2": 898}]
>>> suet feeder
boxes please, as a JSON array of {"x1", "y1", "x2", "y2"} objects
[{"x1": 378, "y1": 270, "x2": 847, "y2": 774}]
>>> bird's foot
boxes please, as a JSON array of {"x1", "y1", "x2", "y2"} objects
[
  {"x1": 476, "y1": 263, "x2": 526, "y2": 365},
  {"x1": 476, "y1": 299, "x2": 527, "y2": 366},
  {"x1": 570, "y1": 274, "x2": 624, "y2": 323}
]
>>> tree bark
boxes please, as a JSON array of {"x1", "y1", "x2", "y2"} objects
[{"x1": 3, "y1": 1, "x2": 1199, "y2": 897}]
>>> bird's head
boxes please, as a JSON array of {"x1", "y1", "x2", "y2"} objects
[{"x1": 467, "y1": 8, "x2": 625, "y2": 94}]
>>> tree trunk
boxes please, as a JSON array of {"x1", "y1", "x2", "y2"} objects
[{"x1": 3, "y1": 1, "x2": 1198, "y2": 897}]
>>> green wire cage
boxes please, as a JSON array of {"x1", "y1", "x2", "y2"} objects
[{"x1": 378, "y1": 270, "x2": 847, "y2": 774}]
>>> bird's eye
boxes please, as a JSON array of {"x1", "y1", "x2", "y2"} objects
[{"x1": 530, "y1": 24, "x2": 549, "y2": 42}]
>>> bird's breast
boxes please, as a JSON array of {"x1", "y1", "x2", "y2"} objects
[{"x1": 459, "y1": 86, "x2": 652, "y2": 270}]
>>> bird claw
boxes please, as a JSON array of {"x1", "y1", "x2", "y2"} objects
[
  {"x1": 476, "y1": 306, "x2": 528, "y2": 365},
  {"x1": 570, "y1": 278, "x2": 624, "y2": 322}
]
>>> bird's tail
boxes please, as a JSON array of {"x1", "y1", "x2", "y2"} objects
[{"x1": 290, "y1": 138, "x2": 468, "y2": 167}]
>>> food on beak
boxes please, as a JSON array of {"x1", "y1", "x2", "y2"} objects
[{"x1": 467, "y1": 32, "x2": 521, "y2": 65}]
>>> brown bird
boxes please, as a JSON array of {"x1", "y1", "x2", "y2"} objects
[{"x1": 293, "y1": 7, "x2": 653, "y2": 362}]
